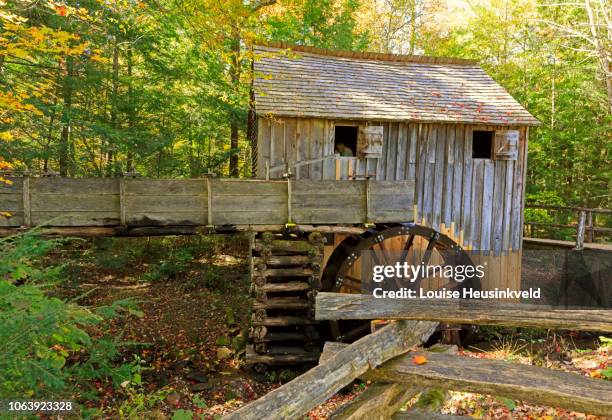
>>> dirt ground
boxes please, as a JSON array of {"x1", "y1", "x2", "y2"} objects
[{"x1": 51, "y1": 236, "x2": 611, "y2": 419}]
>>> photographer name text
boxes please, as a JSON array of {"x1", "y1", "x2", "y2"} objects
[{"x1": 372, "y1": 287, "x2": 541, "y2": 299}]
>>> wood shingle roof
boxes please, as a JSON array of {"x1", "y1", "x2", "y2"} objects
[{"x1": 253, "y1": 44, "x2": 539, "y2": 126}]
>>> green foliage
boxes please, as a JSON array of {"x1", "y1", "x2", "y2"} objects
[
  {"x1": 201, "y1": 265, "x2": 223, "y2": 290},
  {"x1": 117, "y1": 386, "x2": 169, "y2": 419},
  {"x1": 417, "y1": 0, "x2": 610, "y2": 210},
  {"x1": 0, "y1": 232, "x2": 64, "y2": 286},
  {"x1": 496, "y1": 397, "x2": 517, "y2": 411},
  {"x1": 172, "y1": 409, "x2": 194, "y2": 420},
  {"x1": 145, "y1": 248, "x2": 193, "y2": 281},
  {"x1": 0, "y1": 232, "x2": 138, "y2": 404},
  {"x1": 264, "y1": 0, "x2": 369, "y2": 50},
  {"x1": 116, "y1": 356, "x2": 169, "y2": 419},
  {"x1": 191, "y1": 394, "x2": 208, "y2": 409},
  {"x1": 265, "y1": 368, "x2": 299, "y2": 383},
  {"x1": 415, "y1": 388, "x2": 447, "y2": 411},
  {"x1": 599, "y1": 336, "x2": 612, "y2": 348}
]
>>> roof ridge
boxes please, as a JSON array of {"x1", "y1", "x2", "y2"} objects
[{"x1": 253, "y1": 42, "x2": 478, "y2": 67}]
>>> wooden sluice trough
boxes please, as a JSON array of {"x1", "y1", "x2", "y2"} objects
[{"x1": 0, "y1": 177, "x2": 413, "y2": 235}]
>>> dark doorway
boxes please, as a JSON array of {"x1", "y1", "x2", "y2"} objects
[
  {"x1": 334, "y1": 126, "x2": 358, "y2": 157},
  {"x1": 472, "y1": 130, "x2": 494, "y2": 159}
]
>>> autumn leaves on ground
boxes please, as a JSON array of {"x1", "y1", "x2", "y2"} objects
[{"x1": 2, "y1": 234, "x2": 603, "y2": 419}]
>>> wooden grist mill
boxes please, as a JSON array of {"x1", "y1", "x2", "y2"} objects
[{"x1": 0, "y1": 43, "x2": 540, "y2": 371}]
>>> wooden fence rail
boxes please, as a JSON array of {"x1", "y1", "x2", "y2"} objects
[
  {"x1": 321, "y1": 342, "x2": 612, "y2": 418},
  {"x1": 320, "y1": 342, "x2": 459, "y2": 420},
  {"x1": 524, "y1": 204, "x2": 612, "y2": 250},
  {"x1": 315, "y1": 293, "x2": 612, "y2": 332},
  {"x1": 226, "y1": 296, "x2": 612, "y2": 419}
]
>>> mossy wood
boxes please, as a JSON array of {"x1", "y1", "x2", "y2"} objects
[{"x1": 322, "y1": 343, "x2": 458, "y2": 420}]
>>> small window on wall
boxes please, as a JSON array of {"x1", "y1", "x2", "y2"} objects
[
  {"x1": 472, "y1": 130, "x2": 494, "y2": 159},
  {"x1": 334, "y1": 126, "x2": 358, "y2": 157}
]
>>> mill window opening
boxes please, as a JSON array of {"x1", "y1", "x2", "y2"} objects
[
  {"x1": 334, "y1": 125, "x2": 357, "y2": 157},
  {"x1": 472, "y1": 130, "x2": 494, "y2": 159}
]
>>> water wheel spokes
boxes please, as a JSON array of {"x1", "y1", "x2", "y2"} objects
[{"x1": 322, "y1": 223, "x2": 480, "y2": 343}]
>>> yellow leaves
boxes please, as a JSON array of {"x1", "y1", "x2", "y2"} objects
[
  {"x1": 0, "y1": 212, "x2": 12, "y2": 218},
  {"x1": 90, "y1": 53, "x2": 109, "y2": 63},
  {"x1": 0, "y1": 91, "x2": 43, "y2": 120},
  {"x1": 9, "y1": 47, "x2": 30, "y2": 59},
  {"x1": 173, "y1": 139, "x2": 188, "y2": 150},
  {"x1": 0, "y1": 161, "x2": 14, "y2": 190},
  {"x1": 0, "y1": 132, "x2": 13, "y2": 142},
  {"x1": 0, "y1": 10, "x2": 28, "y2": 24}
]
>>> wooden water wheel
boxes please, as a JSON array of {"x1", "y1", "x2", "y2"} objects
[
  {"x1": 246, "y1": 223, "x2": 481, "y2": 371},
  {"x1": 321, "y1": 223, "x2": 481, "y2": 343}
]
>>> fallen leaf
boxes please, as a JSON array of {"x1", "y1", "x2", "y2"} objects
[{"x1": 412, "y1": 355, "x2": 427, "y2": 365}]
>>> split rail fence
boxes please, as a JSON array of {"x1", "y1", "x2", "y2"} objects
[
  {"x1": 224, "y1": 293, "x2": 612, "y2": 420},
  {"x1": 524, "y1": 204, "x2": 612, "y2": 250}
]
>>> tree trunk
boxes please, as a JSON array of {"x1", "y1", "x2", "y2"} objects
[
  {"x1": 108, "y1": 36, "x2": 120, "y2": 176},
  {"x1": 126, "y1": 44, "x2": 134, "y2": 172},
  {"x1": 247, "y1": 53, "x2": 257, "y2": 177},
  {"x1": 409, "y1": 0, "x2": 417, "y2": 55},
  {"x1": 44, "y1": 63, "x2": 63, "y2": 172},
  {"x1": 585, "y1": 0, "x2": 612, "y2": 115},
  {"x1": 229, "y1": 33, "x2": 241, "y2": 177},
  {"x1": 59, "y1": 56, "x2": 74, "y2": 176}
]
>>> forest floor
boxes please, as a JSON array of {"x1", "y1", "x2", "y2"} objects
[{"x1": 52, "y1": 236, "x2": 611, "y2": 419}]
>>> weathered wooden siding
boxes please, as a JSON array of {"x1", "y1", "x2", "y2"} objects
[
  {"x1": 0, "y1": 178, "x2": 414, "y2": 228},
  {"x1": 259, "y1": 117, "x2": 528, "y2": 291},
  {"x1": 257, "y1": 116, "x2": 528, "y2": 254}
]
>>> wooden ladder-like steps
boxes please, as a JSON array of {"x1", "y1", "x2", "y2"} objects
[
  {"x1": 253, "y1": 297, "x2": 312, "y2": 310},
  {"x1": 247, "y1": 231, "x2": 325, "y2": 371},
  {"x1": 251, "y1": 316, "x2": 317, "y2": 327},
  {"x1": 258, "y1": 281, "x2": 312, "y2": 292},
  {"x1": 246, "y1": 345, "x2": 320, "y2": 366}
]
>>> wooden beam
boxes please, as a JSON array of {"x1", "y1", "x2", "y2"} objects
[
  {"x1": 0, "y1": 224, "x2": 365, "y2": 238},
  {"x1": 324, "y1": 343, "x2": 458, "y2": 420},
  {"x1": 330, "y1": 382, "x2": 418, "y2": 420},
  {"x1": 315, "y1": 293, "x2": 612, "y2": 332},
  {"x1": 222, "y1": 320, "x2": 438, "y2": 420},
  {"x1": 322, "y1": 341, "x2": 612, "y2": 417},
  {"x1": 366, "y1": 350, "x2": 612, "y2": 417}
]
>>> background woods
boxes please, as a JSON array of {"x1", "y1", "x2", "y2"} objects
[{"x1": 1, "y1": 0, "x2": 610, "y2": 208}]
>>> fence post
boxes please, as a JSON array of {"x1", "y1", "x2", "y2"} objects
[
  {"x1": 575, "y1": 210, "x2": 586, "y2": 250},
  {"x1": 22, "y1": 175, "x2": 31, "y2": 227},
  {"x1": 587, "y1": 211, "x2": 594, "y2": 243},
  {"x1": 119, "y1": 177, "x2": 126, "y2": 226}
]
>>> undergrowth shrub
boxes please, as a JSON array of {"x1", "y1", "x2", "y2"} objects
[
  {"x1": 145, "y1": 247, "x2": 194, "y2": 281},
  {"x1": 0, "y1": 231, "x2": 139, "y2": 406}
]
